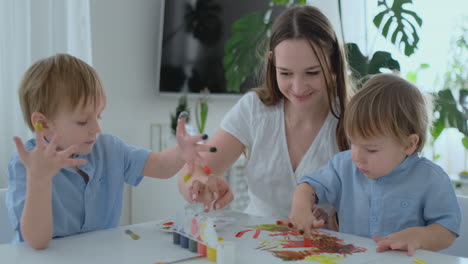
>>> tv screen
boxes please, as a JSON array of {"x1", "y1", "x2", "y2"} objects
[{"x1": 159, "y1": 0, "x2": 284, "y2": 94}]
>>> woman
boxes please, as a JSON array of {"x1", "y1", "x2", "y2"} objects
[{"x1": 178, "y1": 5, "x2": 353, "y2": 227}]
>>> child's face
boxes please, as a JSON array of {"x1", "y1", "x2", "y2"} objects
[
  {"x1": 349, "y1": 135, "x2": 413, "y2": 179},
  {"x1": 46, "y1": 98, "x2": 105, "y2": 155},
  {"x1": 273, "y1": 39, "x2": 328, "y2": 110}
]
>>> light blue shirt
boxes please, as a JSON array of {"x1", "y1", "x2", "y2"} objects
[
  {"x1": 6, "y1": 132, "x2": 151, "y2": 243},
  {"x1": 299, "y1": 151, "x2": 461, "y2": 238}
]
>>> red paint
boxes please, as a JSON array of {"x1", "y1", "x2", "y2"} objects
[
  {"x1": 163, "y1": 221, "x2": 174, "y2": 226},
  {"x1": 253, "y1": 229, "x2": 261, "y2": 239},
  {"x1": 203, "y1": 166, "x2": 211, "y2": 175},
  {"x1": 235, "y1": 229, "x2": 253, "y2": 238},
  {"x1": 304, "y1": 238, "x2": 312, "y2": 247}
]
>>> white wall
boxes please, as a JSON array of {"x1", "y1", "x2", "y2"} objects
[{"x1": 89, "y1": 0, "x2": 358, "y2": 225}]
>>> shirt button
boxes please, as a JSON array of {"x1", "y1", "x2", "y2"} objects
[
  {"x1": 371, "y1": 216, "x2": 377, "y2": 222},
  {"x1": 401, "y1": 201, "x2": 409, "y2": 208}
]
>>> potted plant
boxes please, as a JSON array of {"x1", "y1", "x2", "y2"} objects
[{"x1": 222, "y1": 0, "x2": 422, "y2": 92}]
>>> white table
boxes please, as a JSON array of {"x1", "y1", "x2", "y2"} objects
[{"x1": 1, "y1": 214, "x2": 468, "y2": 264}]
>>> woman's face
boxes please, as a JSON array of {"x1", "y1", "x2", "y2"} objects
[{"x1": 273, "y1": 39, "x2": 328, "y2": 110}]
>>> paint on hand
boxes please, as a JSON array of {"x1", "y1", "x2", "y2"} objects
[
  {"x1": 203, "y1": 166, "x2": 211, "y2": 175},
  {"x1": 35, "y1": 122, "x2": 43, "y2": 131},
  {"x1": 183, "y1": 173, "x2": 192, "y2": 182}
]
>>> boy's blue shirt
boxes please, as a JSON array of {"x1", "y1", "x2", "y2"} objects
[
  {"x1": 6, "y1": 132, "x2": 151, "y2": 243},
  {"x1": 299, "y1": 150, "x2": 461, "y2": 238}
]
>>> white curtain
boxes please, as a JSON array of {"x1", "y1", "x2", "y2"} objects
[{"x1": 0, "y1": 0, "x2": 92, "y2": 188}]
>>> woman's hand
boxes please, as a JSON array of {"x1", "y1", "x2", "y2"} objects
[{"x1": 189, "y1": 173, "x2": 234, "y2": 212}]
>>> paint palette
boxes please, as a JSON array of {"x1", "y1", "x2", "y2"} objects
[{"x1": 155, "y1": 218, "x2": 174, "y2": 232}]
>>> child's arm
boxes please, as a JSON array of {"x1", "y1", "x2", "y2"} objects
[
  {"x1": 373, "y1": 224, "x2": 456, "y2": 256},
  {"x1": 142, "y1": 113, "x2": 215, "y2": 179},
  {"x1": 288, "y1": 183, "x2": 325, "y2": 238},
  {"x1": 13, "y1": 129, "x2": 86, "y2": 250}
]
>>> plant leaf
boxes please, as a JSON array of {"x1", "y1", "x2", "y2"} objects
[
  {"x1": 373, "y1": 0, "x2": 422, "y2": 56},
  {"x1": 223, "y1": 10, "x2": 271, "y2": 92},
  {"x1": 346, "y1": 43, "x2": 400, "y2": 88}
]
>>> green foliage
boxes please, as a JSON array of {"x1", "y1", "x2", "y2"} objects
[
  {"x1": 223, "y1": 0, "x2": 421, "y2": 92},
  {"x1": 373, "y1": 0, "x2": 423, "y2": 56},
  {"x1": 431, "y1": 17, "x2": 468, "y2": 149},
  {"x1": 346, "y1": 43, "x2": 400, "y2": 86},
  {"x1": 195, "y1": 89, "x2": 210, "y2": 134},
  {"x1": 170, "y1": 95, "x2": 190, "y2": 136},
  {"x1": 223, "y1": 10, "x2": 272, "y2": 92}
]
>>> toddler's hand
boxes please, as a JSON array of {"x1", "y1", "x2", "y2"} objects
[
  {"x1": 373, "y1": 227, "x2": 423, "y2": 256},
  {"x1": 13, "y1": 126, "x2": 86, "y2": 183},
  {"x1": 189, "y1": 173, "x2": 233, "y2": 212},
  {"x1": 176, "y1": 112, "x2": 216, "y2": 176}
]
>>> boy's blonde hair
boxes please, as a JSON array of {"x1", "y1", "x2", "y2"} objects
[
  {"x1": 344, "y1": 73, "x2": 431, "y2": 153},
  {"x1": 19, "y1": 53, "x2": 106, "y2": 131}
]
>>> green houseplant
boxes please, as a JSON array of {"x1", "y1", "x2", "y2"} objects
[{"x1": 223, "y1": 0, "x2": 422, "y2": 92}]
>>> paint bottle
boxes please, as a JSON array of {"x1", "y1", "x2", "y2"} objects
[
  {"x1": 217, "y1": 240, "x2": 236, "y2": 264},
  {"x1": 207, "y1": 237, "x2": 223, "y2": 262},
  {"x1": 188, "y1": 238, "x2": 198, "y2": 252},
  {"x1": 180, "y1": 234, "x2": 189, "y2": 249},
  {"x1": 172, "y1": 232, "x2": 181, "y2": 245},
  {"x1": 197, "y1": 236, "x2": 207, "y2": 256}
]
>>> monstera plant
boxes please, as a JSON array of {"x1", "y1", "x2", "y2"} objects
[{"x1": 223, "y1": 0, "x2": 422, "y2": 91}]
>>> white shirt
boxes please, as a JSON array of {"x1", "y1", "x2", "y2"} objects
[{"x1": 221, "y1": 92, "x2": 339, "y2": 219}]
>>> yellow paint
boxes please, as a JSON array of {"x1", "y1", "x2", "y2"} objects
[
  {"x1": 413, "y1": 258, "x2": 429, "y2": 264},
  {"x1": 304, "y1": 254, "x2": 345, "y2": 264},
  {"x1": 207, "y1": 246, "x2": 217, "y2": 261},
  {"x1": 183, "y1": 173, "x2": 192, "y2": 182},
  {"x1": 35, "y1": 122, "x2": 43, "y2": 131}
]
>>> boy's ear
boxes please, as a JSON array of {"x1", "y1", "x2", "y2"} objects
[
  {"x1": 404, "y1": 134, "x2": 419, "y2": 155},
  {"x1": 31, "y1": 112, "x2": 50, "y2": 131}
]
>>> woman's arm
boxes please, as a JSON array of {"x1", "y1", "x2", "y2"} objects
[{"x1": 178, "y1": 129, "x2": 245, "y2": 210}]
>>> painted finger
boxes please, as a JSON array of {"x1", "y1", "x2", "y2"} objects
[
  {"x1": 175, "y1": 112, "x2": 188, "y2": 138},
  {"x1": 195, "y1": 144, "x2": 217, "y2": 153},
  {"x1": 184, "y1": 134, "x2": 207, "y2": 145}
]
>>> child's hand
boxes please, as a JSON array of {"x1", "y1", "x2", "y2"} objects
[
  {"x1": 176, "y1": 112, "x2": 216, "y2": 176},
  {"x1": 288, "y1": 184, "x2": 325, "y2": 237},
  {"x1": 13, "y1": 127, "x2": 86, "y2": 183},
  {"x1": 373, "y1": 227, "x2": 423, "y2": 256},
  {"x1": 189, "y1": 174, "x2": 233, "y2": 212}
]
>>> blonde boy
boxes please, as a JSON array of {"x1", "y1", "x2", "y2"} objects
[
  {"x1": 6, "y1": 54, "x2": 214, "y2": 249},
  {"x1": 289, "y1": 73, "x2": 461, "y2": 255}
]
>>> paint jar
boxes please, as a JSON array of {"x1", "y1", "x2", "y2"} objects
[
  {"x1": 206, "y1": 246, "x2": 217, "y2": 262},
  {"x1": 172, "y1": 232, "x2": 181, "y2": 245},
  {"x1": 217, "y1": 241, "x2": 236, "y2": 264},
  {"x1": 197, "y1": 241, "x2": 207, "y2": 256},
  {"x1": 180, "y1": 235, "x2": 189, "y2": 249},
  {"x1": 188, "y1": 238, "x2": 198, "y2": 252}
]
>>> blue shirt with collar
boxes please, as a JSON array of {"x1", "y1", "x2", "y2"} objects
[
  {"x1": 6, "y1": 132, "x2": 151, "y2": 243},
  {"x1": 299, "y1": 150, "x2": 461, "y2": 238}
]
